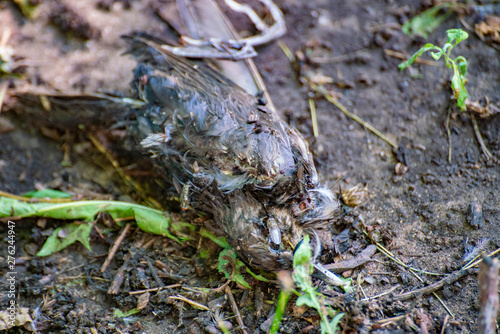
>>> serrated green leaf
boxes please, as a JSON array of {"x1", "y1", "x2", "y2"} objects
[
  {"x1": 37, "y1": 222, "x2": 93, "y2": 256},
  {"x1": 329, "y1": 313, "x2": 344, "y2": 330},
  {"x1": 296, "y1": 294, "x2": 319, "y2": 309},
  {"x1": 217, "y1": 249, "x2": 250, "y2": 289}
]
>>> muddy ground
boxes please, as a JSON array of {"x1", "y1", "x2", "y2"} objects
[{"x1": 1, "y1": 0, "x2": 499, "y2": 333}]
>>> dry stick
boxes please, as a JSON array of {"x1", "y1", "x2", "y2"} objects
[
  {"x1": 478, "y1": 257, "x2": 499, "y2": 334},
  {"x1": 384, "y1": 49, "x2": 438, "y2": 66},
  {"x1": 107, "y1": 252, "x2": 132, "y2": 294},
  {"x1": 362, "y1": 284, "x2": 400, "y2": 301},
  {"x1": 170, "y1": 295, "x2": 209, "y2": 310},
  {"x1": 393, "y1": 268, "x2": 473, "y2": 301},
  {"x1": 225, "y1": 285, "x2": 249, "y2": 334},
  {"x1": 312, "y1": 84, "x2": 399, "y2": 149},
  {"x1": 309, "y1": 98, "x2": 319, "y2": 138},
  {"x1": 470, "y1": 113, "x2": 500, "y2": 164},
  {"x1": 129, "y1": 284, "x2": 182, "y2": 295},
  {"x1": 440, "y1": 315, "x2": 450, "y2": 334},
  {"x1": 101, "y1": 223, "x2": 132, "y2": 273},
  {"x1": 145, "y1": 257, "x2": 164, "y2": 288},
  {"x1": 376, "y1": 315, "x2": 405, "y2": 325}
]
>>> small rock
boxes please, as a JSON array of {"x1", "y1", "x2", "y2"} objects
[{"x1": 466, "y1": 202, "x2": 483, "y2": 229}]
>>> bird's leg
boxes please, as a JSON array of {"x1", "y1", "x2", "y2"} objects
[
  {"x1": 158, "y1": 40, "x2": 257, "y2": 60},
  {"x1": 170, "y1": 0, "x2": 286, "y2": 60},
  {"x1": 308, "y1": 230, "x2": 348, "y2": 287},
  {"x1": 313, "y1": 262, "x2": 349, "y2": 287},
  {"x1": 221, "y1": 0, "x2": 286, "y2": 46}
]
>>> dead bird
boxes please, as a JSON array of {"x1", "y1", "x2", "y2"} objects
[{"x1": 125, "y1": 33, "x2": 339, "y2": 269}]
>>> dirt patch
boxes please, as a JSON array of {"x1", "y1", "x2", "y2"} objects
[{"x1": 1, "y1": 0, "x2": 499, "y2": 333}]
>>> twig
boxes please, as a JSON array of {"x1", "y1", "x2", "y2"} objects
[
  {"x1": 440, "y1": 315, "x2": 450, "y2": 334},
  {"x1": 101, "y1": 223, "x2": 132, "y2": 273},
  {"x1": 470, "y1": 113, "x2": 500, "y2": 164},
  {"x1": 212, "y1": 279, "x2": 232, "y2": 293},
  {"x1": 145, "y1": 257, "x2": 164, "y2": 288},
  {"x1": 384, "y1": 49, "x2": 438, "y2": 66},
  {"x1": 368, "y1": 236, "x2": 443, "y2": 276},
  {"x1": 170, "y1": 295, "x2": 209, "y2": 310},
  {"x1": 362, "y1": 284, "x2": 400, "y2": 301},
  {"x1": 311, "y1": 84, "x2": 398, "y2": 149},
  {"x1": 309, "y1": 98, "x2": 319, "y2": 137},
  {"x1": 393, "y1": 268, "x2": 472, "y2": 301},
  {"x1": 478, "y1": 257, "x2": 499, "y2": 334},
  {"x1": 376, "y1": 315, "x2": 405, "y2": 324},
  {"x1": 107, "y1": 252, "x2": 132, "y2": 294},
  {"x1": 225, "y1": 285, "x2": 248, "y2": 334},
  {"x1": 278, "y1": 41, "x2": 398, "y2": 150},
  {"x1": 87, "y1": 134, "x2": 164, "y2": 209},
  {"x1": 129, "y1": 284, "x2": 182, "y2": 295}
]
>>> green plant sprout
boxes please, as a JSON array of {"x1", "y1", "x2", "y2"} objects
[
  {"x1": 292, "y1": 235, "x2": 344, "y2": 334},
  {"x1": 399, "y1": 29, "x2": 469, "y2": 111}
]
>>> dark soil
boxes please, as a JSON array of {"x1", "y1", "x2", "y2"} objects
[{"x1": 1, "y1": 0, "x2": 499, "y2": 333}]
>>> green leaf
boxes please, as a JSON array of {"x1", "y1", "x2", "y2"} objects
[
  {"x1": 296, "y1": 294, "x2": 319, "y2": 309},
  {"x1": 446, "y1": 28, "x2": 469, "y2": 45},
  {"x1": 0, "y1": 196, "x2": 182, "y2": 256},
  {"x1": 245, "y1": 266, "x2": 270, "y2": 282},
  {"x1": 456, "y1": 56, "x2": 468, "y2": 77},
  {"x1": 113, "y1": 308, "x2": 140, "y2": 318},
  {"x1": 401, "y1": 4, "x2": 452, "y2": 39},
  {"x1": 329, "y1": 313, "x2": 345, "y2": 331},
  {"x1": 293, "y1": 235, "x2": 312, "y2": 266},
  {"x1": 22, "y1": 189, "x2": 71, "y2": 199},
  {"x1": 199, "y1": 228, "x2": 231, "y2": 248},
  {"x1": 133, "y1": 207, "x2": 179, "y2": 243},
  {"x1": 199, "y1": 249, "x2": 211, "y2": 259},
  {"x1": 398, "y1": 44, "x2": 441, "y2": 70},
  {"x1": 37, "y1": 222, "x2": 93, "y2": 256},
  {"x1": 451, "y1": 66, "x2": 468, "y2": 111},
  {"x1": 217, "y1": 249, "x2": 250, "y2": 289}
]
